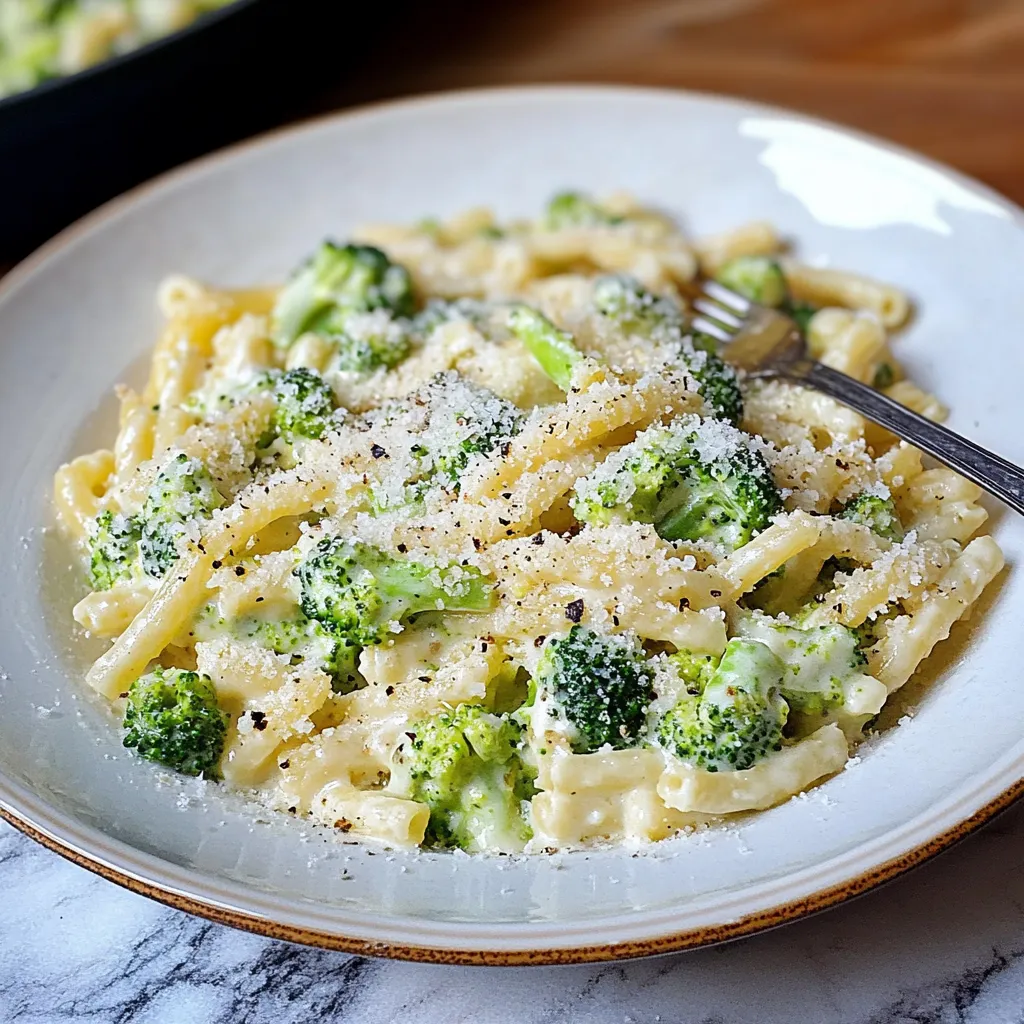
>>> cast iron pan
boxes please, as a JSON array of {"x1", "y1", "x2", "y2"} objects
[{"x1": 0, "y1": 0, "x2": 363, "y2": 258}]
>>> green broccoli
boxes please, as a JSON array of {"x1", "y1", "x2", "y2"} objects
[
  {"x1": 591, "y1": 274, "x2": 684, "y2": 339},
  {"x1": 788, "y1": 300, "x2": 818, "y2": 333},
  {"x1": 839, "y1": 492, "x2": 905, "y2": 543},
  {"x1": 328, "y1": 310, "x2": 413, "y2": 375},
  {"x1": 591, "y1": 274, "x2": 743, "y2": 424},
  {"x1": 689, "y1": 347, "x2": 744, "y2": 425},
  {"x1": 544, "y1": 191, "x2": 623, "y2": 230},
  {"x1": 122, "y1": 666, "x2": 228, "y2": 777},
  {"x1": 271, "y1": 241, "x2": 415, "y2": 348},
  {"x1": 87, "y1": 510, "x2": 142, "y2": 590},
  {"x1": 139, "y1": 454, "x2": 226, "y2": 579},
  {"x1": 506, "y1": 304, "x2": 589, "y2": 390},
  {"x1": 370, "y1": 373, "x2": 524, "y2": 505},
  {"x1": 269, "y1": 367, "x2": 337, "y2": 443},
  {"x1": 571, "y1": 416, "x2": 781, "y2": 552},
  {"x1": 531, "y1": 625, "x2": 654, "y2": 754},
  {"x1": 715, "y1": 256, "x2": 789, "y2": 308},
  {"x1": 852, "y1": 609, "x2": 898, "y2": 651},
  {"x1": 736, "y1": 615, "x2": 888, "y2": 729},
  {"x1": 238, "y1": 613, "x2": 361, "y2": 695},
  {"x1": 714, "y1": 256, "x2": 819, "y2": 331},
  {"x1": 296, "y1": 537, "x2": 496, "y2": 659},
  {"x1": 656, "y1": 638, "x2": 788, "y2": 772},
  {"x1": 873, "y1": 362, "x2": 896, "y2": 389},
  {"x1": 427, "y1": 391, "x2": 523, "y2": 489},
  {"x1": 391, "y1": 703, "x2": 536, "y2": 852},
  {"x1": 667, "y1": 648, "x2": 720, "y2": 695}
]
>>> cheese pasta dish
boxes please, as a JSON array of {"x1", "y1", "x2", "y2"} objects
[
  {"x1": 54, "y1": 192, "x2": 1004, "y2": 853},
  {"x1": 0, "y1": 0, "x2": 236, "y2": 99}
]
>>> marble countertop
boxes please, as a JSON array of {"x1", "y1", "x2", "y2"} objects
[{"x1": 3, "y1": 807, "x2": 1024, "y2": 1024}]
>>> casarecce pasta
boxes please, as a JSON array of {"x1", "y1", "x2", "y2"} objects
[{"x1": 54, "y1": 191, "x2": 1004, "y2": 853}]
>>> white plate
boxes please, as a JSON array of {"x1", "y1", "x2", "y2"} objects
[{"x1": 1, "y1": 86, "x2": 1022, "y2": 964}]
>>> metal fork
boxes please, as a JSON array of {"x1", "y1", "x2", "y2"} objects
[{"x1": 692, "y1": 281, "x2": 1024, "y2": 516}]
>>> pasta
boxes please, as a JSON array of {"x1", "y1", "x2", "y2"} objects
[
  {"x1": 0, "y1": 1, "x2": 239, "y2": 101},
  {"x1": 55, "y1": 192, "x2": 1004, "y2": 854}
]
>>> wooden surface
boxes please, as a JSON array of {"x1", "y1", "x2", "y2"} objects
[
  {"x1": 2, "y1": 0, "x2": 1021, "y2": 273},
  {"x1": 328, "y1": 0, "x2": 1024, "y2": 205}
]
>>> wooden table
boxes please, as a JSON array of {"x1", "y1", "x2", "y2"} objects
[{"x1": 325, "y1": 0, "x2": 1024, "y2": 205}]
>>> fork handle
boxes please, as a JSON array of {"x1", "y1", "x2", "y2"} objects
[{"x1": 790, "y1": 360, "x2": 1024, "y2": 516}]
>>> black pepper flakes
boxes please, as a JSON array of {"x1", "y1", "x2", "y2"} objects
[
  {"x1": 370, "y1": 444, "x2": 388, "y2": 459},
  {"x1": 531, "y1": 533, "x2": 544, "y2": 546},
  {"x1": 397, "y1": 543, "x2": 408, "y2": 554},
  {"x1": 534, "y1": 635, "x2": 546, "y2": 648},
  {"x1": 234, "y1": 566, "x2": 246, "y2": 576},
  {"x1": 566, "y1": 598, "x2": 585, "y2": 623},
  {"x1": 385, "y1": 685, "x2": 395, "y2": 696}
]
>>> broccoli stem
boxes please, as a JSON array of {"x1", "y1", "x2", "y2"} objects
[{"x1": 506, "y1": 305, "x2": 586, "y2": 390}]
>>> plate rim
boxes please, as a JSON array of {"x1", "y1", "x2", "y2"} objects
[{"x1": 3, "y1": 82, "x2": 1023, "y2": 966}]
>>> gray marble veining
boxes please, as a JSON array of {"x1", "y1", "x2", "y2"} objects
[{"x1": 3, "y1": 805, "x2": 1024, "y2": 1024}]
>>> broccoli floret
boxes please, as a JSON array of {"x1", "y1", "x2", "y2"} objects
[
  {"x1": 788, "y1": 300, "x2": 818, "y2": 333},
  {"x1": 506, "y1": 304, "x2": 589, "y2": 391},
  {"x1": 668, "y1": 648, "x2": 720, "y2": 694},
  {"x1": 657, "y1": 638, "x2": 788, "y2": 772},
  {"x1": 139, "y1": 454, "x2": 226, "y2": 579},
  {"x1": 328, "y1": 310, "x2": 413, "y2": 374},
  {"x1": 591, "y1": 274, "x2": 684, "y2": 338},
  {"x1": 839, "y1": 492, "x2": 905, "y2": 542},
  {"x1": 87, "y1": 510, "x2": 142, "y2": 590},
  {"x1": 736, "y1": 615, "x2": 887, "y2": 729},
  {"x1": 296, "y1": 537, "x2": 496, "y2": 657},
  {"x1": 271, "y1": 241, "x2": 415, "y2": 348},
  {"x1": 873, "y1": 362, "x2": 896, "y2": 389},
  {"x1": 531, "y1": 625, "x2": 654, "y2": 754},
  {"x1": 852, "y1": 609, "x2": 898, "y2": 651},
  {"x1": 392, "y1": 703, "x2": 536, "y2": 852},
  {"x1": 571, "y1": 416, "x2": 781, "y2": 552},
  {"x1": 369, "y1": 373, "x2": 524, "y2": 507},
  {"x1": 429, "y1": 396, "x2": 523, "y2": 490},
  {"x1": 714, "y1": 256, "x2": 820, "y2": 331},
  {"x1": 690, "y1": 350, "x2": 744, "y2": 425},
  {"x1": 715, "y1": 256, "x2": 789, "y2": 308},
  {"x1": 592, "y1": 275, "x2": 743, "y2": 424},
  {"x1": 238, "y1": 613, "x2": 361, "y2": 695},
  {"x1": 270, "y1": 367, "x2": 336, "y2": 443},
  {"x1": 122, "y1": 666, "x2": 228, "y2": 777},
  {"x1": 544, "y1": 191, "x2": 623, "y2": 229}
]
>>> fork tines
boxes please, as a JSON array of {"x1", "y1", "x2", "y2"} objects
[{"x1": 691, "y1": 281, "x2": 750, "y2": 341}]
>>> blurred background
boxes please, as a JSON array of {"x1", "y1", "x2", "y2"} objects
[{"x1": 3, "y1": 0, "x2": 1023, "y2": 261}]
